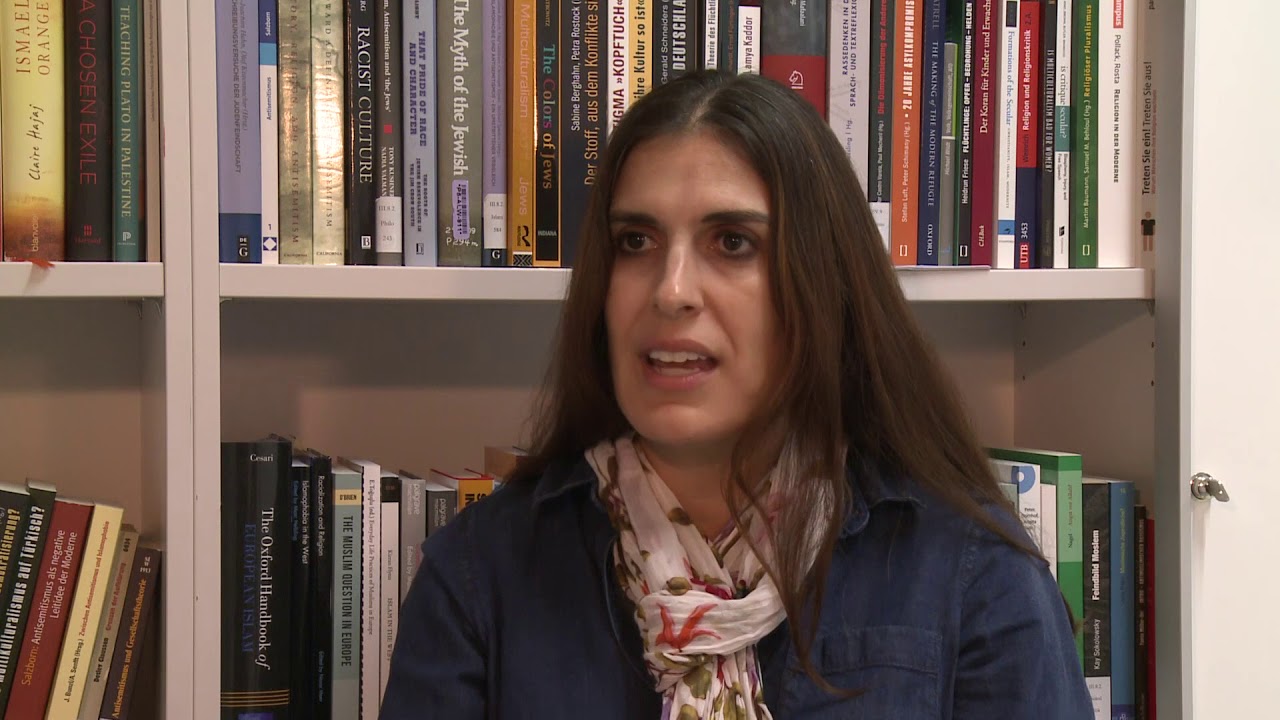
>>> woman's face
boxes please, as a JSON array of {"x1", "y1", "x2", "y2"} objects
[{"x1": 605, "y1": 129, "x2": 781, "y2": 464}]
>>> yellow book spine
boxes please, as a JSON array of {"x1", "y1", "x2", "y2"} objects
[
  {"x1": 507, "y1": 0, "x2": 538, "y2": 266},
  {"x1": 629, "y1": 0, "x2": 649, "y2": 105},
  {"x1": 44, "y1": 504, "x2": 123, "y2": 720},
  {"x1": 1, "y1": 0, "x2": 66, "y2": 261}
]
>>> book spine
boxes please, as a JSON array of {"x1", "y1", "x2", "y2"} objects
[
  {"x1": 1041, "y1": 481, "x2": 1058, "y2": 581},
  {"x1": 1110, "y1": 481, "x2": 1136, "y2": 719},
  {"x1": 115, "y1": 0, "x2": 144, "y2": 262},
  {"x1": 216, "y1": 0, "x2": 261, "y2": 263},
  {"x1": 607, "y1": 0, "x2": 631, "y2": 134},
  {"x1": 376, "y1": 0, "x2": 404, "y2": 265},
  {"x1": 439, "y1": 0, "x2": 484, "y2": 265},
  {"x1": 258, "y1": 0, "x2": 280, "y2": 264},
  {"x1": 1014, "y1": 0, "x2": 1040, "y2": 268},
  {"x1": 994, "y1": 0, "x2": 1018, "y2": 268},
  {"x1": 96, "y1": 547, "x2": 162, "y2": 720},
  {"x1": 398, "y1": 477, "x2": 425, "y2": 604},
  {"x1": 829, "y1": 0, "x2": 871, "y2": 192},
  {"x1": 736, "y1": 1, "x2": 759, "y2": 74},
  {"x1": 940, "y1": 40, "x2": 958, "y2": 264},
  {"x1": 3, "y1": 501, "x2": 92, "y2": 720},
  {"x1": 652, "y1": 0, "x2": 672, "y2": 85},
  {"x1": 890, "y1": 0, "x2": 921, "y2": 265},
  {"x1": 346, "y1": 0, "x2": 378, "y2": 265},
  {"x1": 674, "y1": 0, "x2": 695, "y2": 77},
  {"x1": 1134, "y1": 505, "x2": 1148, "y2": 720},
  {"x1": 358, "y1": 462, "x2": 381, "y2": 720},
  {"x1": 308, "y1": 455, "x2": 333, "y2": 719},
  {"x1": 716, "y1": 0, "x2": 737, "y2": 73},
  {"x1": 331, "y1": 474, "x2": 361, "y2": 720},
  {"x1": 219, "y1": 441, "x2": 292, "y2": 719},
  {"x1": 915, "y1": 0, "x2": 943, "y2": 266},
  {"x1": 1071, "y1": 0, "x2": 1097, "y2": 266},
  {"x1": 378, "y1": 475, "x2": 400, "y2": 701},
  {"x1": 969, "y1": 0, "x2": 995, "y2": 265},
  {"x1": 278, "y1": 0, "x2": 315, "y2": 264},
  {"x1": 483, "y1": 0, "x2": 508, "y2": 265},
  {"x1": 67, "y1": 0, "x2": 114, "y2": 261},
  {"x1": 46, "y1": 504, "x2": 123, "y2": 720},
  {"x1": 760, "y1": 0, "x2": 827, "y2": 117},
  {"x1": 142, "y1": 0, "x2": 161, "y2": 262},
  {"x1": 508, "y1": 0, "x2": 538, "y2": 265},
  {"x1": 867, "y1": 0, "x2": 894, "y2": 249},
  {"x1": 1038, "y1": 0, "x2": 1058, "y2": 267},
  {"x1": 955, "y1": 0, "x2": 975, "y2": 263},
  {"x1": 403, "y1": 0, "x2": 438, "y2": 266},
  {"x1": 558, "y1": 0, "x2": 603, "y2": 269},
  {"x1": 1096, "y1": 0, "x2": 1135, "y2": 268},
  {"x1": 0, "y1": 486, "x2": 52, "y2": 710},
  {"x1": 534, "y1": 0, "x2": 562, "y2": 267},
  {"x1": 289, "y1": 461, "x2": 314, "y2": 718},
  {"x1": 310, "y1": 0, "x2": 345, "y2": 264},
  {"x1": 1054, "y1": 0, "x2": 1073, "y2": 266},
  {"x1": 1083, "y1": 481, "x2": 1112, "y2": 718},
  {"x1": 1136, "y1": 0, "x2": 1156, "y2": 271},
  {"x1": 2, "y1": 0, "x2": 66, "y2": 262},
  {"x1": 702, "y1": 0, "x2": 718, "y2": 69},
  {"x1": 75, "y1": 527, "x2": 136, "y2": 720}
]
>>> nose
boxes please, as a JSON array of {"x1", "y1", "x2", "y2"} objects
[{"x1": 653, "y1": 241, "x2": 703, "y2": 317}]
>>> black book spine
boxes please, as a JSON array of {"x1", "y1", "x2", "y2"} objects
[
  {"x1": 536, "y1": 0, "x2": 562, "y2": 266},
  {"x1": 653, "y1": 0, "x2": 673, "y2": 86},
  {"x1": 1083, "y1": 481, "x2": 1112, "y2": 699},
  {"x1": 0, "y1": 487, "x2": 34, "y2": 709},
  {"x1": 220, "y1": 439, "x2": 293, "y2": 719},
  {"x1": 309, "y1": 453, "x2": 334, "y2": 720},
  {"x1": 289, "y1": 457, "x2": 315, "y2": 718},
  {"x1": 717, "y1": 0, "x2": 738, "y2": 72},
  {"x1": 98, "y1": 546, "x2": 162, "y2": 720},
  {"x1": 1134, "y1": 504, "x2": 1149, "y2": 720},
  {"x1": 375, "y1": 0, "x2": 403, "y2": 265},
  {"x1": 66, "y1": 0, "x2": 115, "y2": 261},
  {"x1": 956, "y1": 0, "x2": 975, "y2": 263},
  {"x1": 1038, "y1": 0, "x2": 1058, "y2": 267},
  {"x1": 346, "y1": 0, "x2": 378, "y2": 264}
]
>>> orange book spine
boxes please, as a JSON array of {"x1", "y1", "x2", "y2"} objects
[
  {"x1": 508, "y1": 0, "x2": 538, "y2": 266},
  {"x1": 891, "y1": 0, "x2": 923, "y2": 265}
]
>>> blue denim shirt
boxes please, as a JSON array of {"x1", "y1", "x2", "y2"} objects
[{"x1": 381, "y1": 455, "x2": 1092, "y2": 719}]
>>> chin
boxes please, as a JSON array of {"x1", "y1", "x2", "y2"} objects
[{"x1": 624, "y1": 404, "x2": 739, "y2": 457}]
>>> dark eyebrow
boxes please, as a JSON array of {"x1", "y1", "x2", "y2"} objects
[{"x1": 607, "y1": 209, "x2": 770, "y2": 226}]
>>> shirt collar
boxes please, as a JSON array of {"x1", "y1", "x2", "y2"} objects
[{"x1": 534, "y1": 451, "x2": 920, "y2": 538}]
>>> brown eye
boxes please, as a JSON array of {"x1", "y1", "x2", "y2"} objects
[
  {"x1": 717, "y1": 232, "x2": 755, "y2": 256},
  {"x1": 616, "y1": 232, "x2": 653, "y2": 254}
]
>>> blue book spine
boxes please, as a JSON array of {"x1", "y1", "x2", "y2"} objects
[
  {"x1": 403, "y1": 0, "x2": 437, "y2": 266},
  {"x1": 216, "y1": 0, "x2": 262, "y2": 262},
  {"x1": 1110, "y1": 480, "x2": 1136, "y2": 720},
  {"x1": 916, "y1": 0, "x2": 945, "y2": 265}
]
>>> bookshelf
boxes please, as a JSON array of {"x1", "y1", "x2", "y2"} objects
[{"x1": 31, "y1": 0, "x2": 1280, "y2": 716}]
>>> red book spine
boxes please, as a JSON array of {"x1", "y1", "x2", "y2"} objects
[
  {"x1": 969, "y1": 0, "x2": 997, "y2": 266},
  {"x1": 759, "y1": 0, "x2": 828, "y2": 117},
  {"x1": 3, "y1": 500, "x2": 93, "y2": 720},
  {"x1": 1015, "y1": 0, "x2": 1042, "y2": 269},
  {"x1": 890, "y1": 0, "x2": 923, "y2": 265}
]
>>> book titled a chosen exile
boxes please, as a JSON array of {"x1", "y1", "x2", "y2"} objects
[{"x1": 221, "y1": 438, "x2": 292, "y2": 719}]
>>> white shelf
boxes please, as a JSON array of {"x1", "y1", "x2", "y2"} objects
[
  {"x1": 220, "y1": 263, "x2": 573, "y2": 301},
  {"x1": 0, "y1": 261, "x2": 165, "y2": 298},
  {"x1": 220, "y1": 263, "x2": 1151, "y2": 303}
]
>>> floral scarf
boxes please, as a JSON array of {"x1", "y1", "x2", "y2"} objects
[{"x1": 587, "y1": 434, "x2": 786, "y2": 720}]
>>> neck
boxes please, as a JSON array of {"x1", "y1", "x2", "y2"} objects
[{"x1": 635, "y1": 436, "x2": 734, "y2": 539}]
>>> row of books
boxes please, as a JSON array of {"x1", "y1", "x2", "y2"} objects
[
  {"x1": 0, "y1": 0, "x2": 163, "y2": 264},
  {"x1": 215, "y1": 0, "x2": 1158, "y2": 272},
  {"x1": 988, "y1": 446, "x2": 1155, "y2": 720},
  {"x1": 219, "y1": 435, "x2": 523, "y2": 719},
  {"x1": 0, "y1": 481, "x2": 161, "y2": 720}
]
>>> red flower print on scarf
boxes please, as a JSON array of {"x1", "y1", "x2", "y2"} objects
[{"x1": 656, "y1": 603, "x2": 721, "y2": 652}]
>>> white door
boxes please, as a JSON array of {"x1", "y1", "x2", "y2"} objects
[{"x1": 1183, "y1": 0, "x2": 1280, "y2": 716}]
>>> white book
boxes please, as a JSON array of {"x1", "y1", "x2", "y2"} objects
[
  {"x1": 1053, "y1": 0, "x2": 1073, "y2": 268},
  {"x1": 1137, "y1": 0, "x2": 1159, "y2": 270},
  {"x1": 703, "y1": 0, "x2": 719, "y2": 69},
  {"x1": 346, "y1": 457, "x2": 382, "y2": 720},
  {"x1": 995, "y1": 0, "x2": 1020, "y2": 268},
  {"x1": 828, "y1": 0, "x2": 870, "y2": 187},
  {"x1": 990, "y1": 458, "x2": 1041, "y2": 551},
  {"x1": 737, "y1": 4, "x2": 760, "y2": 74},
  {"x1": 1097, "y1": 0, "x2": 1138, "y2": 267},
  {"x1": 1041, "y1": 481, "x2": 1058, "y2": 581},
  {"x1": 260, "y1": 0, "x2": 280, "y2": 264}
]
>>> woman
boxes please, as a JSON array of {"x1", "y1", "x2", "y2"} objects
[{"x1": 381, "y1": 70, "x2": 1091, "y2": 719}]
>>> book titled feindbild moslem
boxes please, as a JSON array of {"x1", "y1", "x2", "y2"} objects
[{"x1": 221, "y1": 438, "x2": 293, "y2": 719}]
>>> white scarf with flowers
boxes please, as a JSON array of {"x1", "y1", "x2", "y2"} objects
[{"x1": 587, "y1": 434, "x2": 786, "y2": 720}]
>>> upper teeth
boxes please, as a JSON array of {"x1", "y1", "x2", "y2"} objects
[{"x1": 649, "y1": 350, "x2": 707, "y2": 363}]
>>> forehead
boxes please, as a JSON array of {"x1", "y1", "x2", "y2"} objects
[{"x1": 610, "y1": 130, "x2": 769, "y2": 216}]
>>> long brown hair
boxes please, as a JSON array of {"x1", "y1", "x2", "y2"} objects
[{"x1": 512, "y1": 69, "x2": 1044, "y2": 688}]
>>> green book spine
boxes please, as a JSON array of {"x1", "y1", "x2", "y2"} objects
[
  {"x1": 331, "y1": 467, "x2": 362, "y2": 720},
  {"x1": 1070, "y1": 0, "x2": 1096, "y2": 267},
  {"x1": 988, "y1": 447, "x2": 1084, "y2": 664},
  {"x1": 113, "y1": 0, "x2": 144, "y2": 262}
]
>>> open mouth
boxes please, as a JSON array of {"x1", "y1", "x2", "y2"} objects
[{"x1": 645, "y1": 350, "x2": 718, "y2": 376}]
